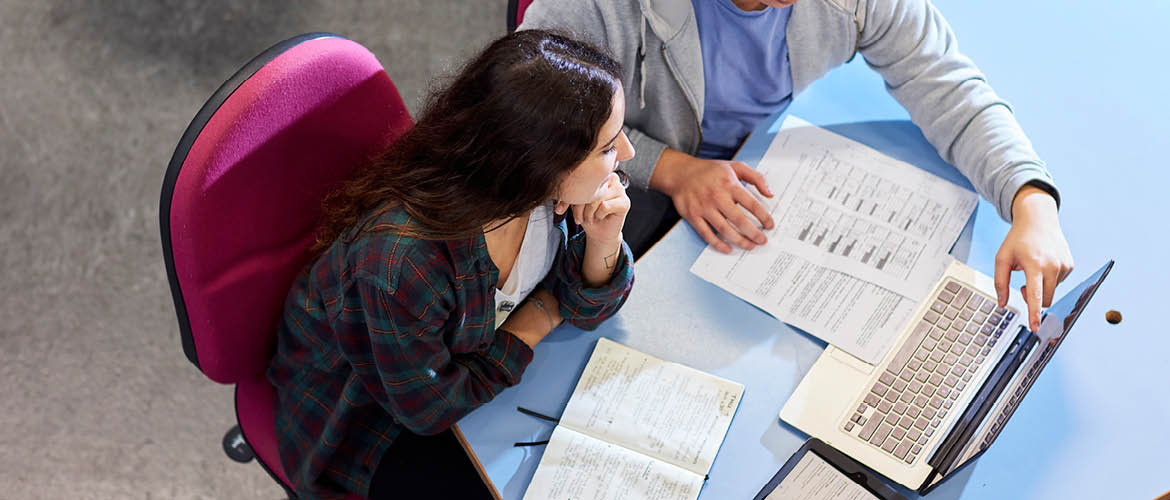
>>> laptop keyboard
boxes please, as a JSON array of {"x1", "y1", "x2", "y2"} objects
[{"x1": 841, "y1": 279, "x2": 1015, "y2": 464}]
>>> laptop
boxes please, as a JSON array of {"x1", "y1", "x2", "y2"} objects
[{"x1": 780, "y1": 259, "x2": 1114, "y2": 494}]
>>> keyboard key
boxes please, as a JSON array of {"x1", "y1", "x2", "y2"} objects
[
  {"x1": 893, "y1": 401, "x2": 908, "y2": 415},
  {"x1": 872, "y1": 424, "x2": 893, "y2": 445},
  {"x1": 908, "y1": 359, "x2": 923, "y2": 372},
  {"x1": 930, "y1": 418, "x2": 941, "y2": 428},
  {"x1": 882, "y1": 438, "x2": 898, "y2": 454},
  {"x1": 872, "y1": 384, "x2": 889, "y2": 397},
  {"x1": 890, "y1": 322, "x2": 932, "y2": 373},
  {"x1": 944, "y1": 375, "x2": 958, "y2": 387},
  {"x1": 864, "y1": 394, "x2": 880, "y2": 407},
  {"x1": 879, "y1": 371, "x2": 897, "y2": 386},
  {"x1": 906, "y1": 406, "x2": 922, "y2": 419},
  {"x1": 944, "y1": 307, "x2": 959, "y2": 320},
  {"x1": 928, "y1": 373, "x2": 943, "y2": 387},
  {"x1": 915, "y1": 417, "x2": 929, "y2": 430},
  {"x1": 853, "y1": 413, "x2": 864, "y2": 424},
  {"x1": 878, "y1": 400, "x2": 892, "y2": 413},
  {"x1": 908, "y1": 428, "x2": 922, "y2": 442},
  {"x1": 945, "y1": 282, "x2": 960, "y2": 293},
  {"x1": 974, "y1": 334, "x2": 988, "y2": 346},
  {"x1": 923, "y1": 360, "x2": 938, "y2": 373},
  {"x1": 928, "y1": 327, "x2": 944, "y2": 340},
  {"x1": 915, "y1": 371, "x2": 930, "y2": 383},
  {"x1": 894, "y1": 441, "x2": 911, "y2": 459},
  {"x1": 925, "y1": 383, "x2": 939, "y2": 397},
  {"x1": 892, "y1": 378, "x2": 908, "y2": 393},
  {"x1": 956, "y1": 287, "x2": 972, "y2": 303},
  {"x1": 950, "y1": 343, "x2": 965, "y2": 356},
  {"x1": 973, "y1": 312, "x2": 988, "y2": 324},
  {"x1": 915, "y1": 395, "x2": 929, "y2": 408},
  {"x1": 899, "y1": 415, "x2": 915, "y2": 429},
  {"x1": 951, "y1": 365, "x2": 965, "y2": 376},
  {"x1": 922, "y1": 406, "x2": 937, "y2": 420},
  {"x1": 908, "y1": 380, "x2": 923, "y2": 394},
  {"x1": 959, "y1": 333, "x2": 973, "y2": 345},
  {"x1": 936, "y1": 387, "x2": 950, "y2": 399},
  {"x1": 959, "y1": 309, "x2": 973, "y2": 321},
  {"x1": 966, "y1": 323, "x2": 980, "y2": 334},
  {"x1": 937, "y1": 318, "x2": 952, "y2": 331},
  {"x1": 945, "y1": 329, "x2": 959, "y2": 341},
  {"x1": 967, "y1": 294, "x2": 984, "y2": 309},
  {"x1": 912, "y1": 444, "x2": 923, "y2": 455},
  {"x1": 859, "y1": 416, "x2": 881, "y2": 440},
  {"x1": 892, "y1": 427, "x2": 907, "y2": 441},
  {"x1": 924, "y1": 310, "x2": 940, "y2": 324},
  {"x1": 931, "y1": 301, "x2": 947, "y2": 314},
  {"x1": 939, "y1": 290, "x2": 955, "y2": 303},
  {"x1": 960, "y1": 355, "x2": 973, "y2": 367},
  {"x1": 845, "y1": 422, "x2": 854, "y2": 431},
  {"x1": 980, "y1": 302, "x2": 994, "y2": 314},
  {"x1": 929, "y1": 350, "x2": 944, "y2": 363}
]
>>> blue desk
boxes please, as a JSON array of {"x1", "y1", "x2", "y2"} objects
[{"x1": 460, "y1": 1, "x2": 1170, "y2": 498}]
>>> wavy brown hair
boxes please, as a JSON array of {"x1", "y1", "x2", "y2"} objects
[{"x1": 311, "y1": 29, "x2": 622, "y2": 253}]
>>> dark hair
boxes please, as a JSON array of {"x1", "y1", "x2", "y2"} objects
[{"x1": 312, "y1": 29, "x2": 622, "y2": 252}]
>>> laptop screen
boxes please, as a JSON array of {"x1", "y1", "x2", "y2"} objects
[
  {"x1": 928, "y1": 261, "x2": 1114, "y2": 490},
  {"x1": 1032, "y1": 261, "x2": 1114, "y2": 347}
]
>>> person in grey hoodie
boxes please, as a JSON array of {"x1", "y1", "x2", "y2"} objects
[{"x1": 519, "y1": 0, "x2": 1073, "y2": 331}]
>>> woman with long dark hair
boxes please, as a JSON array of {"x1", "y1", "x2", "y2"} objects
[{"x1": 267, "y1": 30, "x2": 636, "y2": 499}]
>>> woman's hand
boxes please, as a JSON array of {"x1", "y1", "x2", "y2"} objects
[
  {"x1": 995, "y1": 185, "x2": 1074, "y2": 332},
  {"x1": 554, "y1": 173, "x2": 630, "y2": 287},
  {"x1": 570, "y1": 172, "x2": 631, "y2": 246}
]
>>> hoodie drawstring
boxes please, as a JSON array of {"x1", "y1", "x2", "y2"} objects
[{"x1": 639, "y1": 14, "x2": 647, "y2": 109}]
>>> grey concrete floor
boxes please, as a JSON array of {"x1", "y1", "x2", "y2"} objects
[{"x1": 0, "y1": 1, "x2": 503, "y2": 498}]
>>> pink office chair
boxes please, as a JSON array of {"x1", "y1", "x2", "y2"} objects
[
  {"x1": 507, "y1": 0, "x2": 535, "y2": 32},
  {"x1": 160, "y1": 33, "x2": 411, "y2": 498}
]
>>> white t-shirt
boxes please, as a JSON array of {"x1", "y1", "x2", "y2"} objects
[{"x1": 493, "y1": 203, "x2": 560, "y2": 330}]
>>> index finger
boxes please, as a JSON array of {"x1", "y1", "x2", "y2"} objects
[
  {"x1": 1023, "y1": 267, "x2": 1044, "y2": 331},
  {"x1": 731, "y1": 184, "x2": 774, "y2": 232}
]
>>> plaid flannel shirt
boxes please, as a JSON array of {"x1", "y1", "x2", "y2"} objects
[{"x1": 267, "y1": 206, "x2": 634, "y2": 499}]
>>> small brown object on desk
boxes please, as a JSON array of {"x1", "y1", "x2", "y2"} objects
[{"x1": 1105, "y1": 310, "x2": 1122, "y2": 324}]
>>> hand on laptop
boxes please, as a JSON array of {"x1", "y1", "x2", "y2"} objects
[
  {"x1": 650, "y1": 148, "x2": 775, "y2": 253},
  {"x1": 995, "y1": 185, "x2": 1074, "y2": 332}
]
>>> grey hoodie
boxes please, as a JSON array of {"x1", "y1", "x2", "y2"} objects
[{"x1": 519, "y1": 0, "x2": 1057, "y2": 222}]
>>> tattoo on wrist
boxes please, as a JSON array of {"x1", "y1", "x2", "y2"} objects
[{"x1": 603, "y1": 248, "x2": 621, "y2": 269}]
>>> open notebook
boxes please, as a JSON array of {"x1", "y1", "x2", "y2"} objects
[{"x1": 522, "y1": 338, "x2": 745, "y2": 500}]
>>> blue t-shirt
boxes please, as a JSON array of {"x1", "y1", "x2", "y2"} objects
[{"x1": 691, "y1": 0, "x2": 794, "y2": 159}]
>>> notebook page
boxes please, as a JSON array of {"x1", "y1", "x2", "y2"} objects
[
  {"x1": 558, "y1": 338, "x2": 744, "y2": 476},
  {"x1": 523, "y1": 426, "x2": 703, "y2": 500}
]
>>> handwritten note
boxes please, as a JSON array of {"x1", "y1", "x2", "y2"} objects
[{"x1": 522, "y1": 339, "x2": 745, "y2": 500}]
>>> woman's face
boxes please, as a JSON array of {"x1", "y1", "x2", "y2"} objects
[{"x1": 554, "y1": 86, "x2": 635, "y2": 207}]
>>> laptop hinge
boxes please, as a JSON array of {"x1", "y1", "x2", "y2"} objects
[{"x1": 919, "y1": 326, "x2": 1036, "y2": 492}]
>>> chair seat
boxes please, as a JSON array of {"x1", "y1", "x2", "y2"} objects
[{"x1": 236, "y1": 374, "x2": 368, "y2": 500}]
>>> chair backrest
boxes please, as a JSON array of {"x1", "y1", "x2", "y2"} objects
[
  {"x1": 161, "y1": 33, "x2": 412, "y2": 384},
  {"x1": 507, "y1": 0, "x2": 535, "y2": 32}
]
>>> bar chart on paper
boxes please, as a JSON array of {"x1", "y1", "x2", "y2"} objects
[{"x1": 773, "y1": 154, "x2": 953, "y2": 282}]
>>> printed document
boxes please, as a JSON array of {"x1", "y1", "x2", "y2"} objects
[{"x1": 691, "y1": 117, "x2": 977, "y2": 364}]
